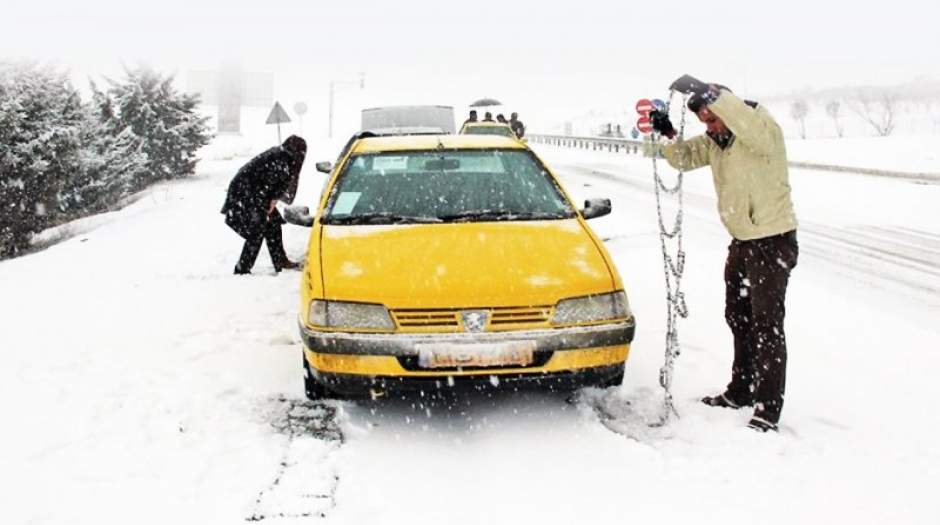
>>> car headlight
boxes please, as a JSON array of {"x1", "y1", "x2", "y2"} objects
[
  {"x1": 308, "y1": 300, "x2": 395, "y2": 330},
  {"x1": 551, "y1": 291, "x2": 631, "y2": 326}
]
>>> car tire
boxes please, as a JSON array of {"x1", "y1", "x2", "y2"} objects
[
  {"x1": 303, "y1": 353, "x2": 330, "y2": 400},
  {"x1": 601, "y1": 364, "x2": 625, "y2": 388}
]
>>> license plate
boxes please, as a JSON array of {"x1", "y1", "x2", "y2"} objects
[{"x1": 416, "y1": 341, "x2": 536, "y2": 369}]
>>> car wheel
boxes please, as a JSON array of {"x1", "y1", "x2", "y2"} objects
[
  {"x1": 303, "y1": 354, "x2": 330, "y2": 400},
  {"x1": 600, "y1": 364, "x2": 625, "y2": 388}
]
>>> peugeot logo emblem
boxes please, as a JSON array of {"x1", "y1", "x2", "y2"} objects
[{"x1": 460, "y1": 310, "x2": 489, "y2": 333}]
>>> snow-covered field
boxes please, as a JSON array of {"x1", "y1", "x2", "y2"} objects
[
  {"x1": 2, "y1": 135, "x2": 939, "y2": 524},
  {"x1": 773, "y1": 135, "x2": 940, "y2": 174}
]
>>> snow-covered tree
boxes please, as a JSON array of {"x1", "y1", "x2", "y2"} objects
[
  {"x1": 1, "y1": 63, "x2": 208, "y2": 259},
  {"x1": 98, "y1": 66, "x2": 211, "y2": 187},
  {"x1": 790, "y1": 99, "x2": 809, "y2": 139},
  {"x1": 848, "y1": 89, "x2": 897, "y2": 137},
  {"x1": 61, "y1": 93, "x2": 149, "y2": 213},
  {"x1": 825, "y1": 100, "x2": 844, "y2": 138},
  {"x1": 0, "y1": 62, "x2": 85, "y2": 258}
]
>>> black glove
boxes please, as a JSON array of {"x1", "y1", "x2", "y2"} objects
[
  {"x1": 649, "y1": 110, "x2": 676, "y2": 139},
  {"x1": 671, "y1": 74, "x2": 720, "y2": 109},
  {"x1": 669, "y1": 74, "x2": 708, "y2": 95}
]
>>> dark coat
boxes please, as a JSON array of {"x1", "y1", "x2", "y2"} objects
[
  {"x1": 221, "y1": 146, "x2": 302, "y2": 239},
  {"x1": 509, "y1": 119, "x2": 525, "y2": 138}
]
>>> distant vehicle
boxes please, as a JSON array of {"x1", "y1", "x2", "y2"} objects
[
  {"x1": 289, "y1": 133, "x2": 634, "y2": 400},
  {"x1": 361, "y1": 105, "x2": 455, "y2": 134},
  {"x1": 459, "y1": 121, "x2": 520, "y2": 139}
]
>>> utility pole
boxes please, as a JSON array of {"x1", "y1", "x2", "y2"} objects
[{"x1": 328, "y1": 72, "x2": 366, "y2": 138}]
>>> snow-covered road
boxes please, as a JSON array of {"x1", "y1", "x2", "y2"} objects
[
  {"x1": 2, "y1": 141, "x2": 938, "y2": 524},
  {"x1": 545, "y1": 148, "x2": 940, "y2": 313}
]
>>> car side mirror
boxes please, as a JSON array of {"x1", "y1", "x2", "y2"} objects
[
  {"x1": 315, "y1": 161, "x2": 332, "y2": 174},
  {"x1": 284, "y1": 205, "x2": 315, "y2": 227},
  {"x1": 581, "y1": 198, "x2": 612, "y2": 220}
]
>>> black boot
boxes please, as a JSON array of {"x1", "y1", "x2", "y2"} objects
[
  {"x1": 701, "y1": 392, "x2": 752, "y2": 409},
  {"x1": 747, "y1": 414, "x2": 779, "y2": 433}
]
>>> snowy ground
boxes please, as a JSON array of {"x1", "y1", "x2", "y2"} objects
[
  {"x1": 781, "y1": 135, "x2": 940, "y2": 174},
  {"x1": 2, "y1": 136, "x2": 939, "y2": 524}
]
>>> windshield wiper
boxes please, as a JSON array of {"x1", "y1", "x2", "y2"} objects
[
  {"x1": 324, "y1": 212, "x2": 442, "y2": 225},
  {"x1": 437, "y1": 209, "x2": 573, "y2": 222}
]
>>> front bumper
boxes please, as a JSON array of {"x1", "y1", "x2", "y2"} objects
[
  {"x1": 299, "y1": 319, "x2": 634, "y2": 357},
  {"x1": 316, "y1": 363, "x2": 625, "y2": 396},
  {"x1": 299, "y1": 319, "x2": 634, "y2": 394}
]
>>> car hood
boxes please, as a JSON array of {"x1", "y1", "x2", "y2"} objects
[{"x1": 318, "y1": 219, "x2": 615, "y2": 308}]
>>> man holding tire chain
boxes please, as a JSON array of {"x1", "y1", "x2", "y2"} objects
[{"x1": 650, "y1": 74, "x2": 799, "y2": 433}]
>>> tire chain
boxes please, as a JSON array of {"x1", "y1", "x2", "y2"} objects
[{"x1": 650, "y1": 92, "x2": 690, "y2": 425}]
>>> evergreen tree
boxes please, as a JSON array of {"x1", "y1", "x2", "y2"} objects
[
  {"x1": 0, "y1": 63, "x2": 210, "y2": 259},
  {"x1": 101, "y1": 67, "x2": 211, "y2": 188},
  {"x1": 0, "y1": 62, "x2": 85, "y2": 258},
  {"x1": 62, "y1": 83, "x2": 148, "y2": 213}
]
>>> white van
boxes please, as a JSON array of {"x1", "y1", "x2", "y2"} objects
[{"x1": 360, "y1": 105, "x2": 456, "y2": 135}]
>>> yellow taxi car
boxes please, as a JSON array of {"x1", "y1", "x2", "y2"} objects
[
  {"x1": 459, "y1": 121, "x2": 520, "y2": 139},
  {"x1": 298, "y1": 134, "x2": 634, "y2": 399}
]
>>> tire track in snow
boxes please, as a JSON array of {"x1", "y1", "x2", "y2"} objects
[
  {"x1": 555, "y1": 162, "x2": 940, "y2": 309},
  {"x1": 248, "y1": 398, "x2": 343, "y2": 522}
]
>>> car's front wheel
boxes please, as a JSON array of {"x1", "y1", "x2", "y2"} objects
[
  {"x1": 600, "y1": 363, "x2": 625, "y2": 388},
  {"x1": 303, "y1": 353, "x2": 330, "y2": 400}
]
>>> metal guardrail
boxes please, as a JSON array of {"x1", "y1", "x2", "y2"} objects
[
  {"x1": 528, "y1": 133, "x2": 940, "y2": 184},
  {"x1": 786, "y1": 161, "x2": 940, "y2": 184},
  {"x1": 528, "y1": 133, "x2": 644, "y2": 154}
]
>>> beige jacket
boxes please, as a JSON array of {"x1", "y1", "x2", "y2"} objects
[{"x1": 662, "y1": 91, "x2": 797, "y2": 241}]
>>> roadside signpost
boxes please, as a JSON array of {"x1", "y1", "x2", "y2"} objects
[
  {"x1": 266, "y1": 101, "x2": 291, "y2": 143},
  {"x1": 635, "y1": 98, "x2": 655, "y2": 135},
  {"x1": 293, "y1": 102, "x2": 308, "y2": 134}
]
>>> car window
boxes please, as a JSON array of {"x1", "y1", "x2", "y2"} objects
[
  {"x1": 323, "y1": 149, "x2": 575, "y2": 224},
  {"x1": 462, "y1": 125, "x2": 516, "y2": 137}
]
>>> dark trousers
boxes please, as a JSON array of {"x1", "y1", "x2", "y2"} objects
[
  {"x1": 235, "y1": 218, "x2": 290, "y2": 274},
  {"x1": 723, "y1": 230, "x2": 798, "y2": 423}
]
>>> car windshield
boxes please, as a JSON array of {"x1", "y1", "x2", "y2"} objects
[
  {"x1": 462, "y1": 125, "x2": 516, "y2": 137},
  {"x1": 323, "y1": 149, "x2": 575, "y2": 224}
]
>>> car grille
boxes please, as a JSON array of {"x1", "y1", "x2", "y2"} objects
[{"x1": 391, "y1": 306, "x2": 553, "y2": 332}]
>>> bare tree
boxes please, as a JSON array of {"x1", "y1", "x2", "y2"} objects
[
  {"x1": 825, "y1": 100, "x2": 844, "y2": 137},
  {"x1": 790, "y1": 99, "x2": 809, "y2": 139},
  {"x1": 847, "y1": 89, "x2": 897, "y2": 137}
]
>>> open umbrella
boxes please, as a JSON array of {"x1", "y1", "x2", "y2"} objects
[{"x1": 469, "y1": 98, "x2": 502, "y2": 107}]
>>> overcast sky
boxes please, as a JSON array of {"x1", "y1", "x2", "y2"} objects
[{"x1": 4, "y1": 0, "x2": 939, "y2": 131}]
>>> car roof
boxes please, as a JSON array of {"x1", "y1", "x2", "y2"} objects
[
  {"x1": 363, "y1": 126, "x2": 448, "y2": 136},
  {"x1": 351, "y1": 134, "x2": 527, "y2": 154}
]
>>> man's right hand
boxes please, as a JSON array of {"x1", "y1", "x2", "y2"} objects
[
  {"x1": 267, "y1": 200, "x2": 277, "y2": 216},
  {"x1": 669, "y1": 74, "x2": 708, "y2": 95},
  {"x1": 649, "y1": 110, "x2": 677, "y2": 139}
]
